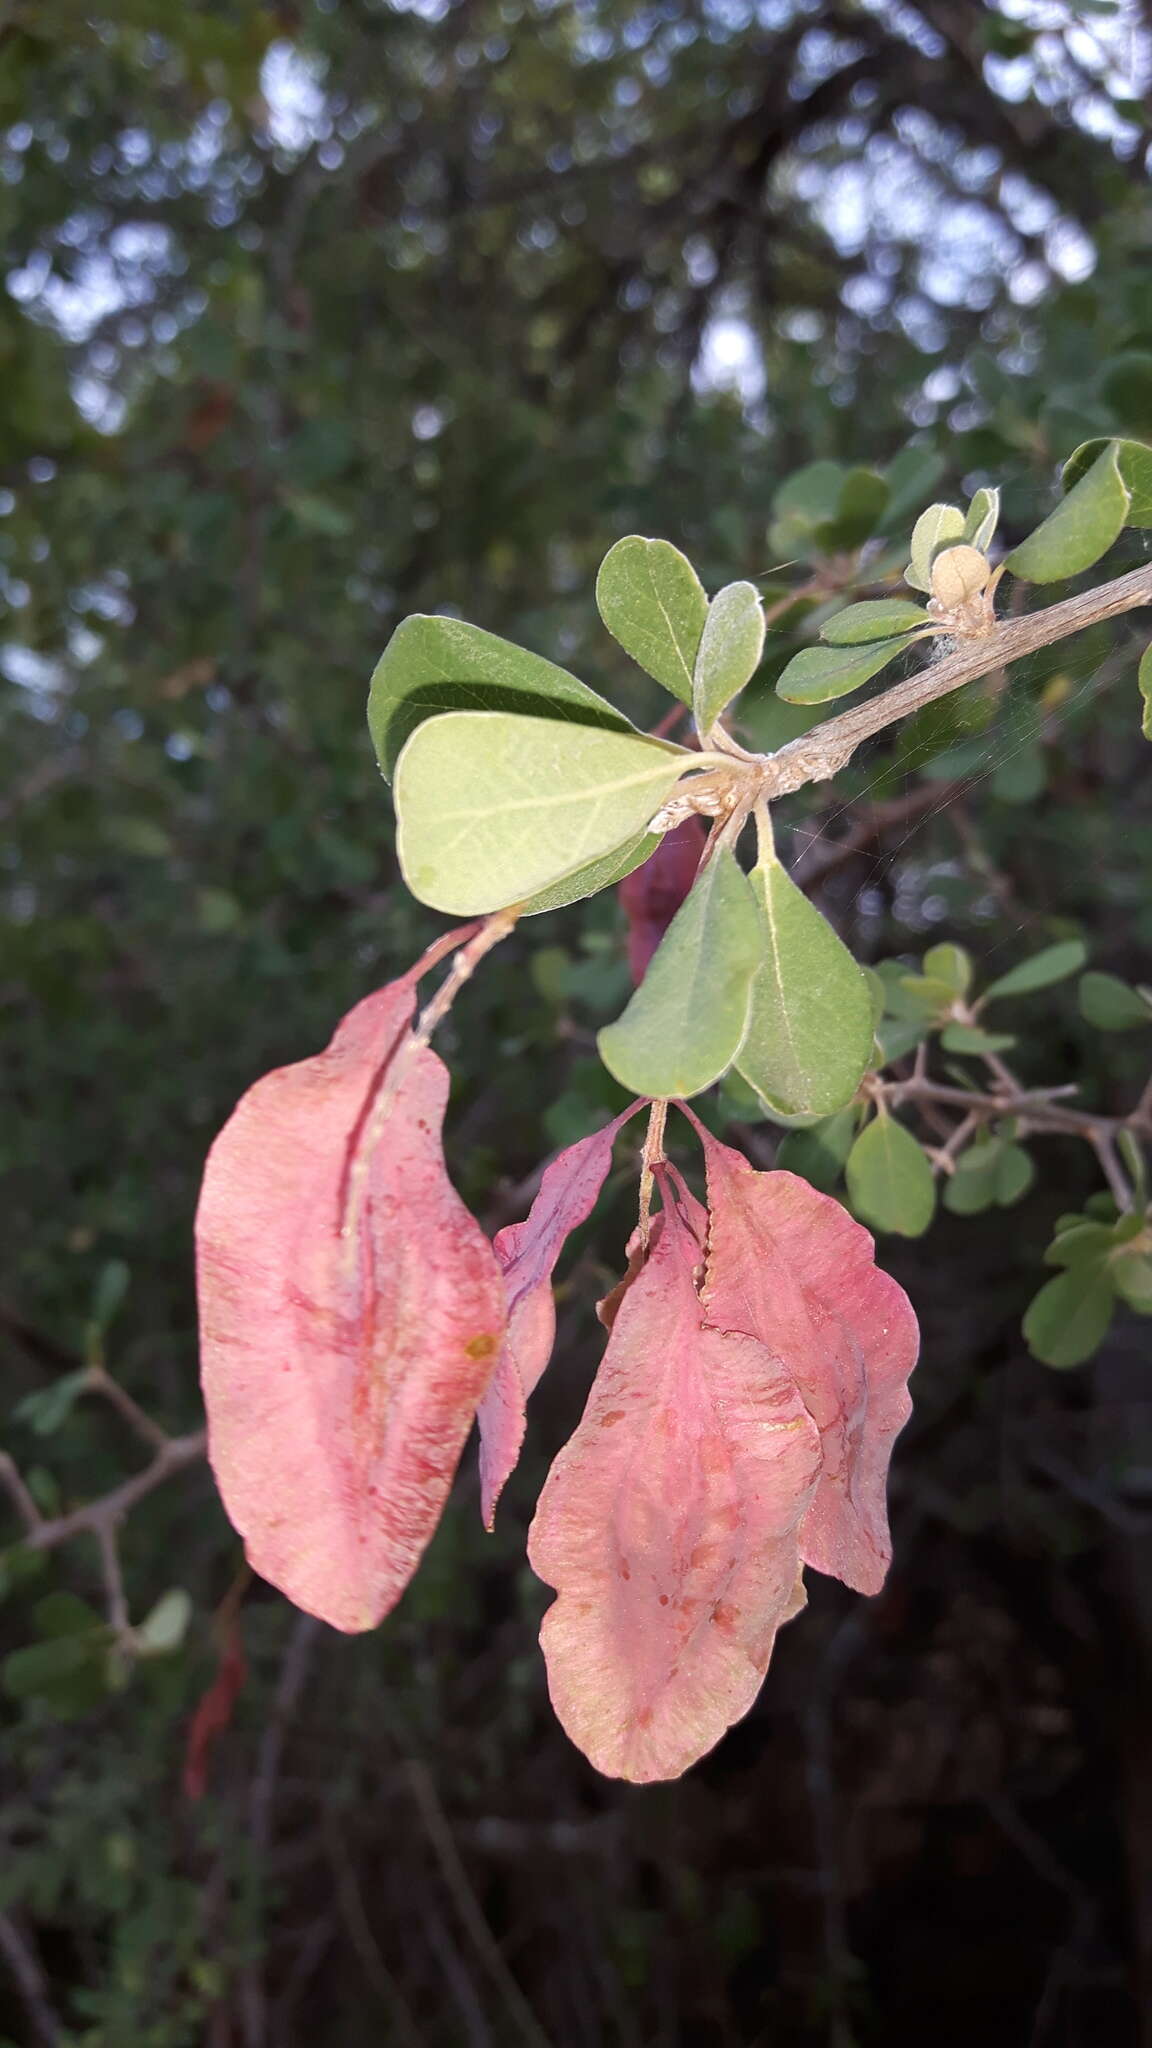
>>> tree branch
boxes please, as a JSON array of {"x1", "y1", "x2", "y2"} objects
[{"x1": 762, "y1": 561, "x2": 1152, "y2": 800}]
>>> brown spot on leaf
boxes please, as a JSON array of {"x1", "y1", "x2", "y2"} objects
[{"x1": 465, "y1": 1332, "x2": 499, "y2": 1360}]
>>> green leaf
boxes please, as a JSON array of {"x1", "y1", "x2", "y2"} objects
[
  {"x1": 597, "y1": 847, "x2": 762, "y2": 1099},
  {"x1": 1044, "y1": 1221, "x2": 1117, "y2": 1268},
  {"x1": 922, "y1": 943, "x2": 972, "y2": 997},
  {"x1": 734, "y1": 858, "x2": 874, "y2": 1117},
  {"x1": 1062, "y1": 436, "x2": 1152, "y2": 525},
  {"x1": 769, "y1": 460, "x2": 845, "y2": 554},
  {"x1": 519, "y1": 829, "x2": 661, "y2": 917},
  {"x1": 1024, "y1": 1267, "x2": 1115, "y2": 1368},
  {"x1": 939, "y1": 1023, "x2": 1017, "y2": 1056},
  {"x1": 136, "y1": 1589, "x2": 193, "y2": 1655},
  {"x1": 906, "y1": 503, "x2": 965, "y2": 593},
  {"x1": 368, "y1": 615, "x2": 634, "y2": 779},
  {"x1": 962, "y1": 485, "x2": 1000, "y2": 554},
  {"x1": 775, "y1": 1105, "x2": 859, "y2": 1192},
  {"x1": 1113, "y1": 1250, "x2": 1152, "y2": 1314},
  {"x1": 943, "y1": 1141, "x2": 1000, "y2": 1216},
  {"x1": 13, "y1": 1369, "x2": 90, "y2": 1438},
  {"x1": 881, "y1": 446, "x2": 946, "y2": 530},
  {"x1": 91, "y1": 1258, "x2": 130, "y2": 1333},
  {"x1": 815, "y1": 467, "x2": 889, "y2": 550},
  {"x1": 4, "y1": 1633, "x2": 108, "y2": 1702},
  {"x1": 1139, "y1": 643, "x2": 1152, "y2": 741},
  {"x1": 1079, "y1": 971, "x2": 1152, "y2": 1031},
  {"x1": 692, "y1": 581, "x2": 765, "y2": 732},
  {"x1": 595, "y1": 536, "x2": 709, "y2": 704},
  {"x1": 845, "y1": 1113, "x2": 937, "y2": 1237},
  {"x1": 820, "y1": 599, "x2": 928, "y2": 646},
  {"x1": 1102, "y1": 354, "x2": 1152, "y2": 435},
  {"x1": 394, "y1": 712, "x2": 692, "y2": 914},
  {"x1": 994, "y1": 1142, "x2": 1035, "y2": 1207},
  {"x1": 1005, "y1": 442, "x2": 1129, "y2": 583},
  {"x1": 983, "y1": 940, "x2": 1088, "y2": 1001},
  {"x1": 775, "y1": 638, "x2": 911, "y2": 706}
]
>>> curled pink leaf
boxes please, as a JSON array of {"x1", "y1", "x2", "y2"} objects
[
  {"x1": 477, "y1": 1102, "x2": 645, "y2": 1526},
  {"x1": 692, "y1": 1121, "x2": 919, "y2": 1597},
  {"x1": 196, "y1": 952, "x2": 507, "y2": 1633},
  {"x1": 528, "y1": 1175, "x2": 822, "y2": 1782},
  {"x1": 618, "y1": 816, "x2": 707, "y2": 983}
]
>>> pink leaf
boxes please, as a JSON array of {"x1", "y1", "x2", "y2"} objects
[
  {"x1": 196, "y1": 958, "x2": 508, "y2": 1633},
  {"x1": 693, "y1": 1122, "x2": 919, "y2": 1597},
  {"x1": 477, "y1": 1102, "x2": 645, "y2": 1526},
  {"x1": 618, "y1": 817, "x2": 707, "y2": 983},
  {"x1": 528, "y1": 1174, "x2": 822, "y2": 1782}
]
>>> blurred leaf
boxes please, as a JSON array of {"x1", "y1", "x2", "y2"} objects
[
  {"x1": 692, "y1": 581, "x2": 765, "y2": 732},
  {"x1": 595, "y1": 536, "x2": 708, "y2": 705},
  {"x1": 1113, "y1": 1250, "x2": 1152, "y2": 1313},
  {"x1": 939, "y1": 1023, "x2": 1017, "y2": 1056},
  {"x1": 1024, "y1": 1267, "x2": 1115, "y2": 1368},
  {"x1": 136, "y1": 1589, "x2": 193, "y2": 1656},
  {"x1": 1079, "y1": 971, "x2": 1152, "y2": 1031},
  {"x1": 922, "y1": 944, "x2": 972, "y2": 997},
  {"x1": 13, "y1": 1369, "x2": 89, "y2": 1438},
  {"x1": 775, "y1": 1105, "x2": 859, "y2": 1192},
  {"x1": 815, "y1": 467, "x2": 889, "y2": 549},
  {"x1": 1139, "y1": 643, "x2": 1152, "y2": 740},
  {"x1": 983, "y1": 941, "x2": 1088, "y2": 1001},
  {"x1": 881, "y1": 445, "x2": 946, "y2": 529}
]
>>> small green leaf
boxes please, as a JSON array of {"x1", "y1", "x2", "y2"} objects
[
  {"x1": 1139, "y1": 643, "x2": 1152, "y2": 740},
  {"x1": 4, "y1": 1633, "x2": 109, "y2": 1702},
  {"x1": 597, "y1": 847, "x2": 762, "y2": 1099},
  {"x1": 1118, "y1": 1130, "x2": 1147, "y2": 1204},
  {"x1": 881, "y1": 446, "x2": 946, "y2": 529},
  {"x1": 962, "y1": 485, "x2": 1000, "y2": 554},
  {"x1": 136, "y1": 1589, "x2": 193, "y2": 1656},
  {"x1": 1062, "y1": 436, "x2": 1152, "y2": 525},
  {"x1": 394, "y1": 713, "x2": 692, "y2": 914},
  {"x1": 815, "y1": 467, "x2": 889, "y2": 550},
  {"x1": 845, "y1": 1113, "x2": 937, "y2": 1237},
  {"x1": 769, "y1": 461, "x2": 846, "y2": 555},
  {"x1": 595, "y1": 536, "x2": 709, "y2": 704},
  {"x1": 1044, "y1": 1221, "x2": 1117, "y2": 1268},
  {"x1": 820, "y1": 599, "x2": 928, "y2": 646},
  {"x1": 775, "y1": 638, "x2": 912, "y2": 706},
  {"x1": 735, "y1": 857, "x2": 874, "y2": 1117},
  {"x1": 995, "y1": 1143, "x2": 1035, "y2": 1206},
  {"x1": 939, "y1": 1023, "x2": 1017, "y2": 1056},
  {"x1": 1024, "y1": 1267, "x2": 1115, "y2": 1368},
  {"x1": 1005, "y1": 442, "x2": 1129, "y2": 583},
  {"x1": 1113, "y1": 1250, "x2": 1152, "y2": 1314},
  {"x1": 1079, "y1": 971, "x2": 1152, "y2": 1031},
  {"x1": 943, "y1": 1141, "x2": 1000, "y2": 1216},
  {"x1": 775, "y1": 1105, "x2": 859, "y2": 1192},
  {"x1": 906, "y1": 503, "x2": 965, "y2": 592},
  {"x1": 693, "y1": 581, "x2": 765, "y2": 732},
  {"x1": 983, "y1": 940, "x2": 1088, "y2": 1002},
  {"x1": 91, "y1": 1259, "x2": 130, "y2": 1334},
  {"x1": 922, "y1": 943, "x2": 972, "y2": 997},
  {"x1": 368, "y1": 615, "x2": 634, "y2": 779},
  {"x1": 13, "y1": 1370, "x2": 90, "y2": 1438}
]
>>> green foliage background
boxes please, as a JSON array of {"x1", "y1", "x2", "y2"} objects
[{"x1": 4, "y1": 2, "x2": 1152, "y2": 2041}]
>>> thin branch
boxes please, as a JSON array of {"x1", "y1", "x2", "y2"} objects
[
  {"x1": 14, "y1": 1430, "x2": 207, "y2": 1553},
  {"x1": 0, "y1": 1912, "x2": 61, "y2": 2046},
  {"x1": 86, "y1": 1362, "x2": 170, "y2": 1452},
  {"x1": 0, "y1": 1450, "x2": 43, "y2": 1531},
  {"x1": 761, "y1": 561, "x2": 1152, "y2": 799}
]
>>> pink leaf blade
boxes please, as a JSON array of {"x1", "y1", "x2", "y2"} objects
[
  {"x1": 618, "y1": 816, "x2": 707, "y2": 983},
  {"x1": 528, "y1": 1185, "x2": 821, "y2": 1783},
  {"x1": 477, "y1": 1101, "x2": 646, "y2": 1526},
  {"x1": 196, "y1": 976, "x2": 507, "y2": 1633},
  {"x1": 693, "y1": 1123, "x2": 919, "y2": 1597}
]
